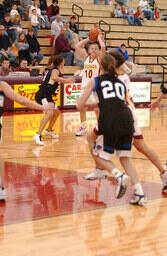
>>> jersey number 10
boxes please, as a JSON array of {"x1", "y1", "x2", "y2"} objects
[
  {"x1": 101, "y1": 81, "x2": 125, "y2": 101},
  {"x1": 85, "y1": 70, "x2": 93, "y2": 79}
]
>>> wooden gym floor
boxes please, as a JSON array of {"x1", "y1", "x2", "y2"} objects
[{"x1": 0, "y1": 109, "x2": 167, "y2": 256}]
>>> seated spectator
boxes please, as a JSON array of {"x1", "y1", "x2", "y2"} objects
[
  {"x1": 135, "y1": 6, "x2": 144, "y2": 20},
  {"x1": 26, "y1": 28, "x2": 43, "y2": 64},
  {"x1": 94, "y1": 0, "x2": 108, "y2": 5},
  {"x1": 51, "y1": 14, "x2": 63, "y2": 42},
  {"x1": 2, "y1": 13, "x2": 17, "y2": 41},
  {"x1": 139, "y1": 0, "x2": 154, "y2": 20},
  {"x1": 113, "y1": 3, "x2": 122, "y2": 17},
  {"x1": 29, "y1": 0, "x2": 49, "y2": 30},
  {"x1": 0, "y1": 57, "x2": 11, "y2": 76},
  {"x1": 12, "y1": 14, "x2": 22, "y2": 35},
  {"x1": 47, "y1": 0, "x2": 59, "y2": 23},
  {"x1": 30, "y1": 8, "x2": 39, "y2": 37},
  {"x1": 154, "y1": 7, "x2": 160, "y2": 20},
  {"x1": 10, "y1": 3, "x2": 19, "y2": 20},
  {"x1": 117, "y1": 43, "x2": 129, "y2": 61},
  {"x1": 15, "y1": 58, "x2": 30, "y2": 73},
  {"x1": 121, "y1": 5, "x2": 135, "y2": 25},
  {"x1": 0, "y1": 25, "x2": 16, "y2": 64},
  {"x1": 55, "y1": 26, "x2": 74, "y2": 66},
  {"x1": 15, "y1": 31, "x2": 30, "y2": 64},
  {"x1": 116, "y1": 0, "x2": 127, "y2": 6},
  {"x1": 69, "y1": 16, "x2": 79, "y2": 34}
]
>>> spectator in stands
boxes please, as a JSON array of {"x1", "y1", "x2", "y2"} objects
[
  {"x1": 94, "y1": 0, "x2": 108, "y2": 5},
  {"x1": 47, "y1": 0, "x2": 60, "y2": 23},
  {"x1": 69, "y1": 16, "x2": 79, "y2": 34},
  {"x1": 26, "y1": 28, "x2": 43, "y2": 64},
  {"x1": 55, "y1": 26, "x2": 74, "y2": 66},
  {"x1": 15, "y1": 58, "x2": 30, "y2": 72},
  {"x1": 0, "y1": 1, "x2": 5, "y2": 21},
  {"x1": 0, "y1": 57, "x2": 11, "y2": 76},
  {"x1": 3, "y1": 0, "x2": 23, "y2": 19},
  {"x1": 0, "y1": 25, "x2": 16, "y2": 64},
  {"x1": 139, "y1": 0, "x2": 154, "y2": 20},
  {"x1": 117, "y1": 43, "x2": 129, "y2": 61},
  {"x1": 29, "y1": 0, "x2": 49, "y2": 29},
  {"x1": 135, "y1": 6, "x2": 144, "y2": 20},
  {"x1": 114, "y1": 3, "x2": 123, "y2": 18},
  {"x1": 30, "y1": 8, "x2": 39, "y2": 37},
  {"x1": 2, "y1": 13, "x2": 17, "y2": 41},
  {"x1": 154, "y1": 7, "x2": 160, "y2": 20},
  {"x1": 15, "y1": 31, "x2": 30, "y2": 64},
  {"x1": 51, "y1": 14, "x2": 63, "y2": 42},
  {"x1": 121, "y1": 5, "x2": 135, "y2": 25},
  {"x1": 12, "y1": 14, "x2": 22, "y2": 35},
  {"x1": 10, "y1": 3, "x2": 19, "y2": 20}
]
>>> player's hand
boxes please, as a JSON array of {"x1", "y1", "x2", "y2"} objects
[
  {"x1": 150, "y1": 100, "x2": 160, "y2": 111},
  {"x1": 42, "y1": 103, "x2": 54, "y2": 111},
  {"x1": 66, "y1": 77, "x2": 75, "y2": 83}
]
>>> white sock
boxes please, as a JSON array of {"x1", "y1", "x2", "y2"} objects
[
  {"x1": 111, "y1": 168, "x2": 122, "y2": 179},
  {"x1": 81, "y1": 122, "x2": 86, "y2": 129},
  {"x1": 134, "y1": 183, "x2": 144, "y2": 195}
]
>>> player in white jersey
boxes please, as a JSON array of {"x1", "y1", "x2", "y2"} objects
[{"x1": 75, "y1": 33, "x2": 105, "y2": 136}]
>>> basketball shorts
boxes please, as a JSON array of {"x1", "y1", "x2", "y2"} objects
[
  {"x1": 93, "y1": 134, "x2": 133, "y2": 161},
  {"x1": 128, "y1": 102, "x2": 143, "y2": 139},
  {"x1": 35, "y1": 93, "x2": 57, "y2": 109},
  {"x1": 80, "y1": 85, "x2": 99, "y2": 105}
]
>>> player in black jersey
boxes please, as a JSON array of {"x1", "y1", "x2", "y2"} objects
[
  {"x1": 0, "y1": 81, "x2": 52, "y2": 200},
  {"x1": 33, "y1": 55, "x2": 75, "y2": 146},
  {"x1": 77, "y1": 53, "x2": 147, "y2": 203}
]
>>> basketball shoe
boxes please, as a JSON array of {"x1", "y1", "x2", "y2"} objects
[
  {"x1": 0, "y1": 187, "x2": 6, "y2": 200},
  {"x1": 33, "y1": 134, "x2": 44, "y2": 146},
  {"x1": 75, "y1": 127, "x2": 87, "y2": 136},
  {"x1": 161, "y1": 166, "x2": 167, "y2": 195},
  {"x1": 84, "y1": 169, "x2": 107, "y2": 180},
  {"x1": 116, "y1": 173, "x2": 130, "y2": 199},
  {"x1": 130, "y1": 193, "x2": 147, "y2": 206},
  {"x1": 44, "y1": 130, "x2": 59, "y2": 139}
]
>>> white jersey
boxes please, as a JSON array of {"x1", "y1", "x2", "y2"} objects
[{"x1": 82, "y1": 56, "x2": 100, "y2": 88}]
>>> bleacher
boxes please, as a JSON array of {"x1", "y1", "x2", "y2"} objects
[{"x1": 21, "y1": 0, "x2": 167, "y2": 98}]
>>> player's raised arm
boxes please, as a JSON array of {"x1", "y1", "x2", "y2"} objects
[
  {"x1": 98, "y1": 33, "x2": 106, "y2": 60},
  {"x1": 77, "y1": 79, "x2": 95, "y2": 110},
  {"x1": 0, "y1": 81, "x2": 52, "y2": 111},
  {"x1": 75, "y1": 38, "x2": 89, "y2": 60}
]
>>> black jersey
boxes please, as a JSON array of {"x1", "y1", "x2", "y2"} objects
[
  {"x1": 94, "y1": 74, "x2": 134, "y2": 151},
  {"x1": 0, "y1": 91, "x2": 4, "y2": 140},
  {"x1": 35, "y1": 68, "x2": 61, "y2": 104}
]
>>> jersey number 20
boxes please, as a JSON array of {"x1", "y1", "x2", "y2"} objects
[{"x1": 101, "y1": 81, "x2": 125, "y2": 100}]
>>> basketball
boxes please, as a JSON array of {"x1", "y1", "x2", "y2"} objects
[{"x1": 88, "y1": 27, "x2": 99, "y2": 41}]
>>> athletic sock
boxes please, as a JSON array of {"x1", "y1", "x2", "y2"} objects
[
  {"x1": 111, "y1": 168, "x2": 122, "y2": 179},
  {"x1": 134, "y1": 182, "x2": 144, "y2": 195},
  {"x1": 81, "y1": 122, "x2": 86, "y2": 129}
]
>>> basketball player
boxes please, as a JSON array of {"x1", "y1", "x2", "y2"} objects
[
  {"x1": 75, "y1": 33, "x2": 106, "y2": 136},
  {"x1": 33, "y1": 55, "x2": 75, "y2": 145},
  {"x1": 0, "y1": 81, "x2": 52, "y2": 200},
  {"x1": 150, "y1": 82, "x2": 167, "y2": 110},
  {"x1": 77, "y1": 53, "x2": 147, "y2": 204},
  {"x1": 85, "y1": 51, "x2": 167, "y2": 199}
]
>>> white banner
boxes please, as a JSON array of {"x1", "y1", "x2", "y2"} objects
[{"x1": 129, "y1": 81, "x2": 151, "y2": 104}]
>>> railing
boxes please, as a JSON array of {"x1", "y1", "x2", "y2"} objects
[
  {"x1": 157, "y1": 55, "x2": 167, "y2": 85},
  {"x1": 72, "y1": 4, "x2": 83, "y2": 33},
  {"x1": 127, "y1": 37, "x2": 140, "y2": 63},
  {"x1": 99, "y1": 20, "x2": 111, "y2": 44}
]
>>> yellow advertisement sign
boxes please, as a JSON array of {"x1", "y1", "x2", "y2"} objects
[
  {"x1": 14, "y1": 84, "x2": 61, "y2": 108},
  {"x1": 14, "y1": 113, "x2": 60, "y2": 141}
]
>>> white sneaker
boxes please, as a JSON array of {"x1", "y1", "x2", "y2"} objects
[
  {"x1": 161, "y1": 170, "x2": 167, "y2": 194},
  {"x1": 0, "y1": 187, "x2": 6, "y2": 200},
  {"x1": 44, "y1": 130, "x2": 59, "y2": 139},
  {"x1": 84, "y1": 169, "x2": 107, "y2": 180},
  {"x1": 130, "y1": 193, "x2": 147, "y2": 206},
  {"x1": 33, "y1": 134, "x2": 44, "y2": 146},
  {"x1": 116, "y1": 174, "x2": 130, "y2": 199},
  {"x1": 75, "y1": 127, "x2": 87, "y2": 136}
]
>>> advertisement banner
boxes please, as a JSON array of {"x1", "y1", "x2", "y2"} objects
[
  {"x1": 129, "y1": 81, "x2": 151, "y2": 104},
  {"x1": 63, "y1": 83, "x2": 81, "y2": 107},
  {"x1": 14, "y1": 84, "x2": 61, "y2": 108}
]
